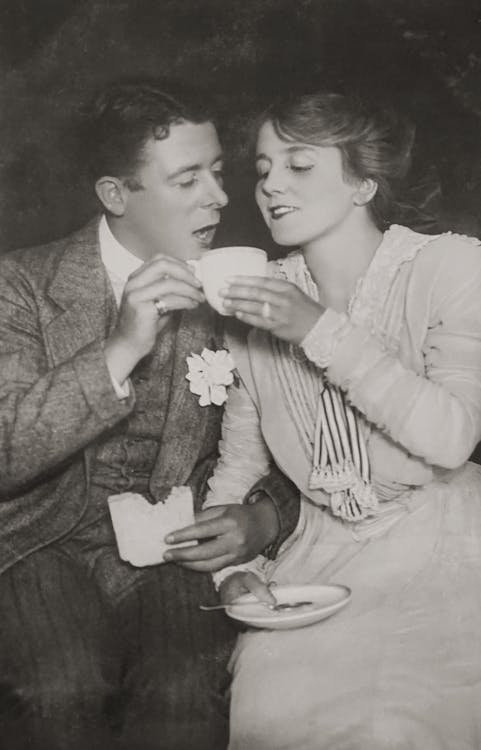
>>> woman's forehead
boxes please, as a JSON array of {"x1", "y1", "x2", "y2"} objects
[
  {"x1": 256, "y1": 121, "x2": 339, "y2": 162},
  {"x1": 256, "y1": 121, "x2": 318, "y2": 155}
]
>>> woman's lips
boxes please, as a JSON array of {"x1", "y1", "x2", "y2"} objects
[{"x1": 269, "y1": 206, "x2": 298, "y2": 220}]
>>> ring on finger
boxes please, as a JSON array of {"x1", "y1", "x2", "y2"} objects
[
  {"x1": 261, "y1": 301, "x2": 272, "y2": 320},
  {"x1": 154, "y1": 298, "x2": 169, "y2": 317}
]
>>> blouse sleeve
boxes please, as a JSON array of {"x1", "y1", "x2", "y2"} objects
[
  {"x1": 204, "y1": 377, "x2": 271, "y2": 508},
  {"x1": 300, "y1": 236, "x2": 481, "y2": 470},
  {"x1": 204, "y1": 376, "x2": 272, "y2": 588}
]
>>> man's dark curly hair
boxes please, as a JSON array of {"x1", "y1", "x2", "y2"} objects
[{"x1": 83, "y1": 78, "x2": 216, "y2": 189}]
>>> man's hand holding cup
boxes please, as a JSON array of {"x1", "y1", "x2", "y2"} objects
[{"x1": 105, "y1": 254, "x2": 204, "y2": 385}]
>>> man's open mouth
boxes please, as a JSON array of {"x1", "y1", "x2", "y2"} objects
[{"x1": 193, "y1": 224, "x2": 218, "y2": 247}]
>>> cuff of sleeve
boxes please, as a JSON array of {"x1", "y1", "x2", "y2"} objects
[
  {"x1": 212, "y1": 557, "x2": 267, "y2": 591},
  {"x1": 300, "y1": 308, "x2": 351, "y2": 369},
  {"x1": 110, "y1": 374, "x2": 131, "y2": 400},
  {"x1": 72, "y1": 341, "x2": 135, "y2": 421},
  {"x1": 243, "y1": 469, "x2": 300, "y2": 559},
  {"x1": 326, "y1": 323, "x2": 382, "y2": 391}
]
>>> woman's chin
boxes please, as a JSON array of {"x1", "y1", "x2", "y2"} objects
[{"x1": 270, "y1": 230, "x2": 304, "y2": 247}]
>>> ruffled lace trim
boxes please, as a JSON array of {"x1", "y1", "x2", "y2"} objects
[
  {"x1": 275, "y1": 228, "x2": 480, "y2": 342},
  {"x1": 275, "y1": 227, "x2": 453, "y2": 353},
  {"x1": 274, "y1": 252, "x2": 318, "y2": 297},
  {"x1": 301, "y1": 309, "x2": 351, "y2": 369},
  {"x1": 276, "y1": 254, "x2": 352, "y2": 368},
  {"x1": 348, "y1": 225, "x2": 442, "y2": 337}
]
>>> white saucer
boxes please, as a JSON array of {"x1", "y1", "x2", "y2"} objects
[{"x1": 226, "y1": 583, "x2": 351, "y2": 630}]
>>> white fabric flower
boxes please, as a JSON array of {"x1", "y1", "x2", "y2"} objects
[{"x1": 186, "y1": 348, "x2": 235, "y2": 406}]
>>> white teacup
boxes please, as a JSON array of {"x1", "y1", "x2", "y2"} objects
[{"x1": 189, "y1": 246, "x2": 268, "y2": 315}]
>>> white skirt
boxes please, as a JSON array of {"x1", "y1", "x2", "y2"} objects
[{"x1": 228, "y1": 463, "x2": 481, "y2": 750}]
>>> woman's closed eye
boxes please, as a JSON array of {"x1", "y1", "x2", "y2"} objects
[
  {"x1": 288, "y1": 161, "x2": 313, "y2": 173},
  {"x1": 256, "y1": 163, "x2": 313, "y2": 181}
]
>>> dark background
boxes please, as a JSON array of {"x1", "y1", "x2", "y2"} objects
[
  {"x1": 1, "y1": 0, "x2": 481, "y2": 256},
  {"x1": 2, "y1": 0, "x2": 481, "y2": 460}
]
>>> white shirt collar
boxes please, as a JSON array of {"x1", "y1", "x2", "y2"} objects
[{"x1": 99, "y1": 215, "x2": 144, "y2": 303}]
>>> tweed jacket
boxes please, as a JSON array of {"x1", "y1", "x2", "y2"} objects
[{"x1": 0, "y1": 219, "x2": 299, "y2": 575}]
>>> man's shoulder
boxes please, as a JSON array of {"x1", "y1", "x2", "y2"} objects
[
  {"x1": 0, "y1": 217, "x2": 100, "y2": 288},
  {"x1": 3, "y1": 235, "x2": 70, "y2": 277}
]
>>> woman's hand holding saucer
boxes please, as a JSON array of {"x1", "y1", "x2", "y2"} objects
[
  {"x1": 219, "y1": 572, "x2": 277, "y2": 606},
  {"x1": 221, "y1": 276, "x2": 324, "y2": 345}
]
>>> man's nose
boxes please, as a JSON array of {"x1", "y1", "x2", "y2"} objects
[{"x1": 203, "y1": 176, "x2": 229, "y2": 209}]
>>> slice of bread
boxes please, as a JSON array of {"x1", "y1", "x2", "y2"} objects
[{"x1": 108, "y1": 486, "x2": 196, "y2": 567}]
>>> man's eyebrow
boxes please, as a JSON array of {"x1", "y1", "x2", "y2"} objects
[{"x1": 168, "y1": 153, "x2": 224, "y2": 180}]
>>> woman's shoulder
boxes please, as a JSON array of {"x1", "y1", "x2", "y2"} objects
[
  {"x1": 350, "y1": 225, "x2": 481, "y2": 327},
  {"x1": 407, "y1": 227, "x2": 481, "y2": 281},
  {"x1": 385, "y1": 223, "x2": 476, "y2": 253},
  {"x1": 389, "y1": 222, "x2": 479, "y2": 253},
  {"x1": 397, "y1": 227, "x2": 481, "y2": 316},
  {"x1": 382, "y1": 224, "x2": 481, "y2": 283}
]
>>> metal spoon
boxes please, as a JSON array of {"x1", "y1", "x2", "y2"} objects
[
  {"x1": 270, "y1": 601, "x2": 313, "y2": 611},
  {"x1": 200, "y1": 600, "x2": 313, "y2": 612}
]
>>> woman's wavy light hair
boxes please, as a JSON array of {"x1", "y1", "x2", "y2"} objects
[{"x1": 260, "y1": 92, "x2": 416, "y2": 230}]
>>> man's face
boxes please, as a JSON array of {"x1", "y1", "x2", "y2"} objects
[{"x1": 122, "y1": 121, "x2": 228, "y2": 261}]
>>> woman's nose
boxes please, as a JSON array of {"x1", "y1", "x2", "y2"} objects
[{"x1": 261, "y1": 168, "x2": 285, "y2": 197}]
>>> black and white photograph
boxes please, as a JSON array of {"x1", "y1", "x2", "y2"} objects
[{"x1": 1, "y1": 1, "x2": 481, "y2": 748}]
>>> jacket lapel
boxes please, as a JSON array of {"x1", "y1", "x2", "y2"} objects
[
  {"x1": 149, "y1": 303, "x2": 223, "y2": 500},
  {"x1": 45, "y1": 218, "x2": 117, "y2": 365}
]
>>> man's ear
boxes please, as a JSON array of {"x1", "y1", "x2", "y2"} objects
[
  {"x1": 95, "y1": 176, "x2": 128, "y2": 216},
  {"x1": 353, "y1": 178, "x2": 378, "y2": 207}
]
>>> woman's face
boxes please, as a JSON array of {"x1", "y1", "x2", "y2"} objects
[{"x1": 255, "y1": 120, "x2": 363, "y2": 248}]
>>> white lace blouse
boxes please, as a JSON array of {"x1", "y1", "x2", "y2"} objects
[{"x1": 205, "y1": 225, "x2": 481, "y2": 584}]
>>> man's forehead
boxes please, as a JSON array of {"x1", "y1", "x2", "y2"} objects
[{"x1": 144, "y1": 121, "x2": 222, "y2": 172}]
